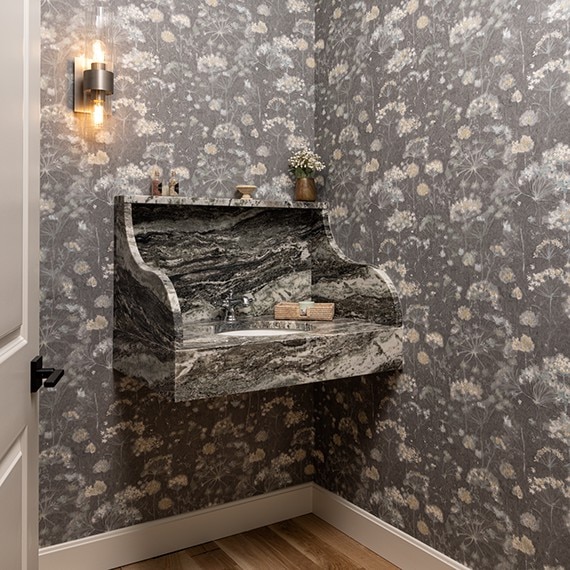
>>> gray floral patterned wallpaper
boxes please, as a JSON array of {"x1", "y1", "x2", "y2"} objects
[
  {"x1": 314, "y1": 0, "x2": 570, "y2": 568},
  {"x1": 40, "y1": 0, "x2": 569, "y2": 567},
  {"x1": 39, "y1": 0, "x2": 316, "y2": 547}
]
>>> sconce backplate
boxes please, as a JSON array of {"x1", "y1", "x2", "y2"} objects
[{"x1": 73, "y1": 56, "x2": 87, "y2": 113}]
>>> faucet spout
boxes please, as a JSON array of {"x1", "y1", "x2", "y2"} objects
[{"x1": 221, "y1": 290, "x2": 254, "y2": 322}]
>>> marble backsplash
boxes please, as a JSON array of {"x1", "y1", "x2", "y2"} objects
[
  {"x1": 131, "y1": 202, "x2": 317, "y2": 320},
  {"x1": 129, "y1": 198, "x2": 402, "y2": 323}
]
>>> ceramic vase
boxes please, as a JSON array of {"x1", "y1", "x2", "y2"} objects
[{"x1": 294, "y1": 177, "x2": 317, "y2": 202}]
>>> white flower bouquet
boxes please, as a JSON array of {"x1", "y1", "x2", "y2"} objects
[{"x1": 288, "y1": 148, "x2": 325, "y2": 179}]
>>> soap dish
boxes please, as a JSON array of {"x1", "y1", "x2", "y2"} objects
[
  {"x1": 236, "y1": 185, "x2": 257, "y2": 200},
  {"x1": 274, "y1": 302, "x2": 335, "y2": 321}
]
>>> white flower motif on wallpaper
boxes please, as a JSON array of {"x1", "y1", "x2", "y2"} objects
[
  {"x1": 39, "y1": 0, "x2": 316, "y2": 548},
  {"x1": 39, "y1": 0, "x2": 569, "y2": 567},
  {"x1": 315, "y1": 0, "x2": 570, "y2": 568}
]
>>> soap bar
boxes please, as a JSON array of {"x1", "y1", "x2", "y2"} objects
[{"x1": 298, "y1": 301, "x2": 315, "y2": 315}]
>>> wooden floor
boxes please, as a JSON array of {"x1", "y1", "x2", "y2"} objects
[{"x1": 116, "y1": 514, "x2": 399, "y2": 569}]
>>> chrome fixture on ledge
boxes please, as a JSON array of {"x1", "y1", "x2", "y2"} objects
[{"x1": 221, "y1": 290, "x2": 254, "y2": 322}]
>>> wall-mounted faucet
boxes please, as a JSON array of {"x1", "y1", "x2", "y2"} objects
[{"x1": 221, "y1": 290, "x2": 254, "y2": 322}]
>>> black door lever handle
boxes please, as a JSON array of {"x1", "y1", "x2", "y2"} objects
[
  {"x1": 44, "y1": 368, "x2": 65, "y2": 388},
  {"x1": 30, "y1": 356, "x2": 65, "y2": 393}
]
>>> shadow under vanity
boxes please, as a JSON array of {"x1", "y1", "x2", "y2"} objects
[{"x1": 113, "y1": 196, "x2": 403, "y2": 401}]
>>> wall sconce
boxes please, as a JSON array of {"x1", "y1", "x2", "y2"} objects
[{"x1": 74, "y1": 7, "x2": 114, "y2": 128}]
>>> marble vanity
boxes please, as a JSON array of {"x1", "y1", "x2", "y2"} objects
[{"x1": 113, "y1": 196, "x2": 402, "y2": 401}]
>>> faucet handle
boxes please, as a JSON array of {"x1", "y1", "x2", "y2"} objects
[
  {"x1": 242, "y1": 293, "x2": 254, "y2": 306},
  {"x1": 221, "y1": 289, "x2": 233, "y2": 308}
]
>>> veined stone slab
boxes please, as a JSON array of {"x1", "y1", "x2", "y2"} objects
[{"x1": 114, "y1": 196, "x2": 402, "y2": 401}]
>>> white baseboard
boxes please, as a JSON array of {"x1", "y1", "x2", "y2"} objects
[
  {"x1": 312, "y1": 485, "x2": 470, "y2": 570},
  {"x1": 39, "y1": 483, "x2": 469, "y2": 570},
  {"x1": 39, "y1": 483, "x2": 313, "y2": 570}
]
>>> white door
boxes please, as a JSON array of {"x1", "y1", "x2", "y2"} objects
[{"x1": 0, "y1": 0, "x2": 41, "y2": 568}]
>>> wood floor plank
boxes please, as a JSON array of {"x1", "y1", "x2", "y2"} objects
[
  {"x1": 216, "y1": 530, "x2": 291, "y2": 570},
  {"x1": 182, "y1": 547, "x2": 241, "y2": 569},
  {"x1": 270, "y1": 518, "x2": 363, "y2": 569},
  {"x1": 295, "y1": 514, "x2": 400, "y2": 570},
  {"x1": 245, "y1": 526, "x2": 322, "y2": 569},
  {"x1": 201, "y1": 542, "x2": 219, "y2": 553},
  {"x1": 121, "y1": 550, "x2": 196, "y2": 570},
  {"x1": 116, "y1": 514, "x2": 400, "y2": 570},
  {"x1": 184, "y1": 544, "x2": 208, "y2": 557}
]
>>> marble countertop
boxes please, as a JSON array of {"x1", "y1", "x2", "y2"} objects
[
  {"x1": 117, "y1": 195, "x2": 328, "y2": 210},
  {"x1": 182, "y1": 317, "x2": 398, "y2": 348},
  {"x1": 175, "y1": 316, "x2": 402, "y2": 401}
]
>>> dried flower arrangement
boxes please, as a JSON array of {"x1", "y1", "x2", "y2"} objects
[{"x1": 288, "y1": 148, "x2": 325, "y2": 179}]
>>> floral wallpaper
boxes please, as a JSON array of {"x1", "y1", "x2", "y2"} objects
[
  {"x1": 40, "y1": 373, "x2": 314, "y2": 545},
  {"x1": 39, "y1": 0, "x2": 316, "y2": 547},
  {"x1": 314, "y1": 0, "x2": 570, "y2": 568},
  {"x1": 39, "y1": 0, "x2": 569, "y2": 566}
]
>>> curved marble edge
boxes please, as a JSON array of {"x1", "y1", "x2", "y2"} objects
[
  {"x1": 117, "y1": 201, "x2": 183, "y2": 340},
  {"x1": 314, "y1": 207, "x2": 403, "y2": 327},
  {"x1": 118, "y1": 195, "x2": 327, "y2": 210},
  {"x1": 370, "y1": 267, "x2": 402, "y2": 325}
]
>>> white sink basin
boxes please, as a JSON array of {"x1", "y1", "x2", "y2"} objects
[{"x1": 218, "y1": 329, "x2": 301, "y2": 337}]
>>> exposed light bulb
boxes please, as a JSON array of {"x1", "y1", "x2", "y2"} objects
[
  {"x1": 92, "y1": 40, "x2": 105, "y2": 64},
  {"x1": 92, "y1": 98, "x2": 105, "y2": 127},
  {"x1": 74, "y1": 7, "x2": 114, "y2": 133}
]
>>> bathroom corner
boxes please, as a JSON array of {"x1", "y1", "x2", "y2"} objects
[{"x1": 39, "y1": 0, "x2": 570, "y2": 568}]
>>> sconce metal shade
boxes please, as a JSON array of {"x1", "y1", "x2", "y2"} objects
[
  {"x1": 73, "y1": 56, "x2": 114, "y2": 126},
  {"x1": 74, "y1": 60, "x2": 114, "y2": 130},
  {"x1": 83, "y1": 61, "x2": 114, "y2": 96}
]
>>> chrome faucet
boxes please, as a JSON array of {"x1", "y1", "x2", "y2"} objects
[{"x1": 221, "y1": 290, "x2": 254, "y2": 322}]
